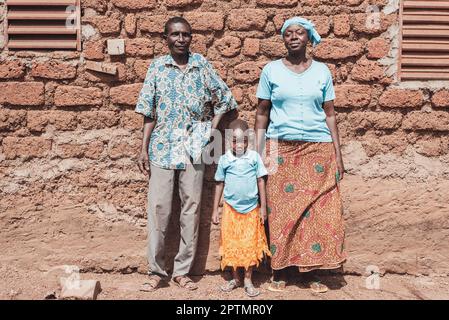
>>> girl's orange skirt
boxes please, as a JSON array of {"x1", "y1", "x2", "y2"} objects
[{"x1": 219, "y1": 202, "x2": 271, "y2": 271}]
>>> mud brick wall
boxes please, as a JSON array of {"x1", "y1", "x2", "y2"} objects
[{"x1": 1, "y1": 0, "x2": 449, "y2": 277}]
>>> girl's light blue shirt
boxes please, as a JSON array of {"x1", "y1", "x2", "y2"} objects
[
  {"x1": 256, "y1": 59, "x2": 336, "y2": 142},
  {"x1": 214, "y1": 150, "x2": 268, "y2": 214}
]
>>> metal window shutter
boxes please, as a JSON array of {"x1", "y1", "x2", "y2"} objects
[
  {"x1": 5, "y1": 0, "x2": 81, "y2": 51},
  {"x1": 400, "y1": 0, "x2": 449, "y2": 80}
]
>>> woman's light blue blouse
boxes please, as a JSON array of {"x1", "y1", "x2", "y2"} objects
[{"x1": 256, "y1": 59, "x2": 336, "y2": 142}]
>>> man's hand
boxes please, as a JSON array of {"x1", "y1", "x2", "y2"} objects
[
  {"x1": 212, "y1": 209, "x2": 220, "y2": 225},
  {"x1": 137, "y1": 151, "x2": 151, "y2": 177},
  {"x1": 336, "y1": 155, "x2": 345, "y2": 181}
]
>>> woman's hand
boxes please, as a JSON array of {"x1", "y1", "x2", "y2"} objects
[{"x1": 336, "y1": 155, "x2": 345, "y2": 181}]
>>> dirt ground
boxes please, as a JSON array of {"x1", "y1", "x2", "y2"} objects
[
  {"x1": 1, "y1": 264, "x2": 449, "y2": 300},
  {"x1": 1, "y1": 177, "x2": 448, "y2": 300}
]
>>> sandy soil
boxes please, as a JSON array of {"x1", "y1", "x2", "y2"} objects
[
  {"x1": 1, "y1": 177, "x2": 448, "y2": 300},
  {"x1": 1, "y1": 264, "x2": 449, "y2": 300}
]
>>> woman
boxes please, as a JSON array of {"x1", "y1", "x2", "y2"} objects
[{"x1": 255, "y1": 17, "x2": 346, "y2": 293}]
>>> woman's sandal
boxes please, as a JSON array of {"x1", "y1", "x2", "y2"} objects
[
  {"x1": 309, "y1": 281, "x2": 328, "y2": 293},
  {"x1": 140, "y1": 275, "x2": 162, "y2": 292},
  {"x1": 171, "y1": 276, "x2": 199, "y2": 291},
  {"x1": 244, "y1": 283, "x2": 260, "y2": 298},
  {"x1": 267, "y1": 280, "x2": 286, "y2": 292},
  {"x1": 220, "y1": 279, "x2": 240, "y2": 293}
]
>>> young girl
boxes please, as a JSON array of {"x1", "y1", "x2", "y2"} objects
[{"x1": 212, "y1": 119, "x2": 271, "y2": 297}]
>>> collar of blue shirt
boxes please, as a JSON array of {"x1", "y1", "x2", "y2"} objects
[
  {"x1": 163, "y1": 52, "x2": 201, "y2": 70},
  {"x1": 226, "y1": 149, "x2": 252, "y2": 162}
]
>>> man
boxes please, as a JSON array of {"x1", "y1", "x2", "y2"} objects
[{"x1": 135, "y1": 17, "x2": 238, "y2": 291}]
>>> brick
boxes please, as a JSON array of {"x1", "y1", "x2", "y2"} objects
[
  {"x1": 256, "y1": 0, "x2": 298, "y2": 6},
  {"x1": 215, "y1": 36, "x2": 241, "y2": 58},
  {"x1": 54, "y1": 86, "x2": 103, "y2": 107},
  {"x1": 362, "y1": 131, "x2": 408, "y2": 157},
  {"x1": 110, "y1": 83, "x2": 143, "y2": 106},
  {"x1": 2, "y1": 137, "x2": 52, "y2": 159},
  {"x1": 85, "y1": 61, "x2": 117, "y2": 75},
  {"x1": 233, "y1": 62, "x2": 262, "y2": 83},
  {"x1": 31, "y1": 61, "x2": 77, "y2": 80},
  {"x1": 166, "y1": 0, "x2": 203, "y2": 8},
  {"x1": 84, "y1": 62, "x2": 127, "y2": 82},
  {"x1": 183, "y1": 12, "x2": 224, "y2": 31},
  {"x1": 154, "y1": 40, "x2": 170, "y2": 56},
  {"x1": 242, "y1": 38, "x2": 260, "y2": 57},
  {"x1": 0, "y1": 82, "x2": 44, "y2": 106},
  {"x1": 111, "y1": 0, "x2": 156, "y2": 10},
  {"x1": 60, "y1": 280, "x2": 101, "y2": 300},
  {"x1": 27, "y1": 111, "x2": 48, "y2": 132},
  {"x1": 379, "y1": 89, "x2": 424, "y2": 108},
  {"x1": 432, "y1": 90, "x2": 449, "y2": 108},
  {"x1": 85, "y1": 141, "x2": 104, "y2": 159},
  {"x1": 82, "y1": 0, "x2": 107, "y2": 12},
  {"x1": 403, "y1": 111, "x2": 449, "y2": 131},
  {"x1": 90, "y1": 14, "x2": 121, "y2": 34},
  {"x1": 0, "y1": 109, "x2": 26, "y2": 131},
  {"x1": 210, "y1": 61, "x2": 227, "y2": 81},
  {"x1": 190, "y1": 34, "x2": 208, "y2": 56},
  {"x1": 314, "y1": 39, "x2": 364, "y2": 60},
  {"x1": 351, "y1": 59, "x2": 384, "y2": 82},
  {"x1": 333, "y1": 14, "x2": 351, "y2": 36},
  {"x1": 50, "y1": 111, "x2": 78, "y2": 131},
  {"x1": 347, "y1": 111, "x2": 403, "y2": 130},
  {"x1": 121, "y1": 110, "x2": 142, "y2": 130},
  {"x1": 107, "y1": 39, "x2": 125, "y2": 56},
  {"x1": 260, "y1": 38, "x2": 287, "y2": 58},
  {"x1": 247, "y1": 85, "x2": 258, "y2": 108},
  {"x1": 228, "y1": 9, "x2": 268, "y2": 31},
  {"x1": 273, "y1": 15, "x2": 330, "y2": 36},
  {"x1": 0, "y1": 60, "x2": 26, "y2": 79},
  {"x1": 139, "y1": 15, "x2": 167, "y2": 33},
  {"x1": 134, "y1": 59, "x2": 152, "y2": 81},
  {"x1": 327, "y1": 63, "x2": 350, "y2": 83},
  {"x1": 55, "y1": 143, "x2": 85, "y2": 159},
  {"x1": 125, "y1": 38, "x2": 154, "y2": 57},
  {"x1": 83, "y1": 41, "x2": 105, "y2": 60},
  {"x1": 411, "y1": 134, "x2": 449, "y2": 157},
  {"x1": 125, "y1": 14, "x2": 137, "y2": 36},
  {"x1": 27, "y1": 110, "x2": 78, "y2": 132},
  {"x1": 108, "y1": 139, "x2": 140, "y2": 160},
  {"x1": 334, "y1": 85, "x2": 372, "y2": 108},
  {"x1": 307, "y1": 16, "x2": 331, "y2": 36},
  {"x1": 232, "y1": 87, "x2": 244, "y2": 104},
  {"x1": 367, "y1": 38, "x2": 389, "y2": 59},
  {"x1": 79, "y1": 111, "x2": 119, "y2": 130},
  {"x1": 352, "y1": 13, "x2": 394, "y2": 35},
  {"x1": 55, "y1": 141, "x2": 103, "y2": 160}
]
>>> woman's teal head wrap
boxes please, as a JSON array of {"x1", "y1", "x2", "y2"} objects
[{"x1": 281, "y1": 17, "x2": 322, "y2": 47}]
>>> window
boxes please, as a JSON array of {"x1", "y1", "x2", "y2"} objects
[
  {"x1": 399, "y1": 0, "x2": 449, "y2": 80},
  {"x1": 5, "y1": 0, "x2": 81, "y2": 50}
]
